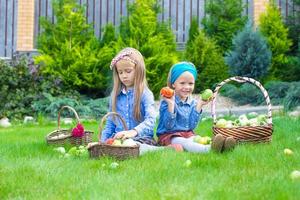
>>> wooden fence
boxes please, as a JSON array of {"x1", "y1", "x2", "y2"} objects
[{"x1": 0, "y1": 0, "x2": 298, "y2": 58}]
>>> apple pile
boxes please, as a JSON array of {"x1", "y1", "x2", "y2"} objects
[
  {"x1": 215, "y1": 112, "x2": 268, "y2": 128},
  {"x1": 193, "y1": 135, "x2": 212, "y2": 145},
  {"x1": 54, "y1": 145, "x2": 88, "y2": 158},
  {"x1": 105, "y1": 138, "x2": 137, "y2": 147}
]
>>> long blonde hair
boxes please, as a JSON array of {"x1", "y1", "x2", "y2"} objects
[{"x1": 110, "y1": 47, "x2": 148, "y2": 122}]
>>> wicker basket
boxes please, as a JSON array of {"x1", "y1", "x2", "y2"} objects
[
  {"x1": 88, "y1": 112, "x2": 139, "y2": 160},
  {"x1": 212, "y1": 76, "x2": 273, "y2": 143},
  {"x1": 46, "y1": 106, "x2": 93, "y2": 146}
]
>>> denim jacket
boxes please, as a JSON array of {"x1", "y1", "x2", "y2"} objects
[
  {"x1": 156, "y1": 95, "x2": 202, "y2": 136},
  {"x1": 101, "y1": 87, "x2": 157, "y2": 142}
]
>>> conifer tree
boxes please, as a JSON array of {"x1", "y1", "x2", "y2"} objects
[
  {"x1": 259, "y1": 2, "x2": 292, "y2": 80},
  {"x1": 119, "y1": 0, "x2": 178, "y2": 97},
  {"x1": 202, "y1": 0, "x2": 247, "y2": 54},
  {"x1": 186, "y1": 31, "x2": 228, "y2": 92},
  {"x1": 225, "y1": 21, "x2": 272, "y2": 80}
]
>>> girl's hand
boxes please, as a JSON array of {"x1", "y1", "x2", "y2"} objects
[
  {"x1": 196, "y1": 96, "x2": 212, "y2": 112},
  {"x1": 113, "y1": 130, "x2": 138, "y2": 140},
  {"x1": 161, "y1": 95, "x2": 175, "y2": 113}
]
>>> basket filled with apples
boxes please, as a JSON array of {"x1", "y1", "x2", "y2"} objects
[
  {"x1": 212, "y1": 76, "x2": 273, "y2": 143},
  {"x1": 46, "y1": 106, "x2": 94, "y2": 146},
  {"x1": 87, "y1": 112, "x2": 139, "y2": 160}
]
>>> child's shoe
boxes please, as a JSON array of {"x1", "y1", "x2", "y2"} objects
[
  {"x1": 211, "y1": 134, "x2": 225, "y2": 153},
  {"x1": 167, "y1": 144, "x2": 184, "y2": 152},
  {"x1": 223, "y1": 137, "x2": 236, "y2": 152}
]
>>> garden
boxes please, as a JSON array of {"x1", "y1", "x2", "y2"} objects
[{"x1": 1, "y1": 0, "x2": 300, "y2": 199}]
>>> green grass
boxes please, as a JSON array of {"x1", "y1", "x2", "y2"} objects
[{"x1": 1, "y1": 116, "x2": 300, "y2": 199}]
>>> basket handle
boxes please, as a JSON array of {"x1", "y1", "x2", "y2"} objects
[
  {"x1": 98, "y1": 112, "x2": 128, "y2": 141},
  {"x1": 211, "y1": 76, "x2": 272, "y2": 124},
  {"x1": 57, "y1": 106, "x2": 80, "y2": 130}
]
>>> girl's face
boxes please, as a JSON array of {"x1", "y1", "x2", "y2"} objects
[
  {"x1": 116, "y1": 59, "x2": 136, "y2": 89},
  {"x1": 172, "y1": 71, "x2": 195, "y2": 101}
]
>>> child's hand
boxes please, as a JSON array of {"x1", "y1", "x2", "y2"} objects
[
  {"x1": 196, "y1": 97, "x2": 212, "y2": 112},
  {"x1": 161, "y1": 95, "x2": 175, "y2": 113},
  {"x1": 114, "y1": 130, "x2": 138, "y2": 140}
]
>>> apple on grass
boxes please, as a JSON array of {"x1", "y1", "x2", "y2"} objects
[
  {"x1": 284, "y1": 148, "x2": 293, "y2": 155},
  {"x1": 184, "y1": 160, "x2": 192, "y2": 168},
  {"x1": 290, "y1": 170, "x2": 300, "y2": 180}
]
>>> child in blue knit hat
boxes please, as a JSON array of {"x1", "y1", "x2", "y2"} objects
[{"x1": 156, "y1": 62, "x2": 236, "y2": 153}]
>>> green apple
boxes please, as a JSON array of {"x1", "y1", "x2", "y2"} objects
[
  {"x1": 54, "y1": 147, "x2": 66, "y2": 154},
  {"x1": 122, "y1": 139, "x2": 137, "y2": 146},
  {"x1": 200, "y1": 89, "x2": 213, "y2": 101},
  {"x1": 257, "y1": 114, "x2": 267, "y2": 124},
  {"x1": 184, "y1": 160, "x2": 192, "y2": 168},
  {"x1": 193, "y1": 135, "x2": 202, "y2": 143},
  {"x1": 112, "y1": 139, "x2": 122, "y2": 146},
  {"x1": 204, "y1": 136, "x2": 212, "y2": 144},
  {"x1": 68, "y1": 146, "x2": 77, "y2": 156},
  {"x1": 290, "y1": 170, "x2": 300, "y2": 180},
  {"x1": 216, "y1": 119, "x2": 227, "y2": 128},
  {"x1": 110, "y1": 162, "x2": 119, "y2": 169},
  {"x1": 284, "y1": 148, "x2": 293, "y2": 155},
  {"x1": 247, "y1": 112, "x2": 258, "y2": 119}
]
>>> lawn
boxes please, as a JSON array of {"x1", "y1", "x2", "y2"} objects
[{"x1": 0, "y1": 115, "x2": 300, "y2": 199}]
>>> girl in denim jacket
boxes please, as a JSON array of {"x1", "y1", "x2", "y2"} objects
[
  {"x1": 101, "y1": 47, "x2": 162, "y2": 155},
  {"x1": 156, "y1": 62, "x2": 236, "y2": 153}
]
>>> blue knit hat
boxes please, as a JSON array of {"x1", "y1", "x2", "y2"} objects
[{"x1": 170, "y1": 62, "x2": 197, "y2": 84}]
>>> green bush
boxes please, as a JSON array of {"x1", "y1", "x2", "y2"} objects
[
  {"x1": 35, "y1": 0, "x2": 111, "y2": 97},
  {"x1": 185, "y1": 31, "x2": 228, "y2": 92},
  {"x1": 275, "y1": 56, "x2": 300, "y2": 82},
  {"x1": 32, "y1": 93, "x2": 109, "y2": 119},
  {"x1": 285, "y1": 0, "x2": 300, "y2": 56},
  {"x1": 220, "y1": 83, "x2": 263, "y2": 106},
  {"x1": 202, "y1": 0, "x2": 247, "y2": 53},
  {"x1": 259, "y1": 2, "x2": 292, "y2": 80},
  {"x1": 118, "y1": 0, "x2": 178, "y2": 98},
  {"x1": 265, "y1": 81, "x2": 290, "y2": 105},
  {"x1": 225, "y1": 21, "x2": 271, "y2": 80},
  {"x1": 0, "y1": 58, "x2": 79, "y2": 119},
  {"x1": 185, "y1": 18, "x2": 200, "y2": 59},
  {"x1": 283, "y1": 82, "x2": 300, "y2": 111}
]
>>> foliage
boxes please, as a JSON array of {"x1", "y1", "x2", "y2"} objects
[
  {"x1": 259, "y1": 2, "x2": 292, "y2": 80},
  {"x1": 100, "y1": 23, "x2": 117, "y2": 47},
  {"x1": 35, "y1": 0, "x2": 112, "y2": 97},
  {"x1": 118, "y1": 0, "x2": 178, "y2": 98},
  {"x1": 285, "y1": 0, "x2": 300, "y2": 56},
  {"x1": 185, "y1": 18, "x2": 200, "y2": 59},
  {"x1": 225, "y1": 21, "x2": 272, "y2": 80},
  {"x1": 283, "y1": 82, "x2": 300, "y2": 111},
  {"x1": 278, "y1": 55, "x2": 300, "y2": 81},
  {"x1": 0, "y1": 58, "x2": 79, "y2": 119},
  {"x1": 264, "y1": 81, "x2": 290, "y2": 105},
  {"x1": 202, "y1": 0, "x2": 247, "y2": 53},
  {"x1": 185, "y1": 31, "x2": 228, "y2": 92},
  {"x1": 219, "y1": 83, "x2": 263, "y2": 106},
  {"x1": 32, "y1": 93, "x2": 109, "y2": 119}
]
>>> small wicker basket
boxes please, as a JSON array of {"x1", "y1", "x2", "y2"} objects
[
  {"x1": 46, "y1": 106, "x2": 93, "y2": 146},
  {"x1": 212, "y1": 76, "x2": 273, "y2": 143},
  {"x1": 88, "y1": 112, "x2": 139, "y2": 160}
]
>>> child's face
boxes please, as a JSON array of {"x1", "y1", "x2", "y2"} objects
[
  {"x1": 116, "y1": 59, "x2": 136, "y2": 89},
  {"x1": 172, "y1": 71, "x2": 195, "y2": 101}
]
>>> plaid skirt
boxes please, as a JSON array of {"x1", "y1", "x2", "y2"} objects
[
  {"x1": 158, "y1": 130, "x2": 195, "y2": 146},
  {"x1": 133, "y1": 136, "x2": 158, "y2": 146}
]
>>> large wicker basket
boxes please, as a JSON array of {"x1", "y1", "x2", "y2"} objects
[
  {"x1": 212, "y1": 76, "x2": 273, "y2": 143},
  {"x1": 46, "y1": 106, "x2": 93, "y2": 146},
  {"x1": 88, "y1": 112, "x2": 139, "y2": 160}
]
